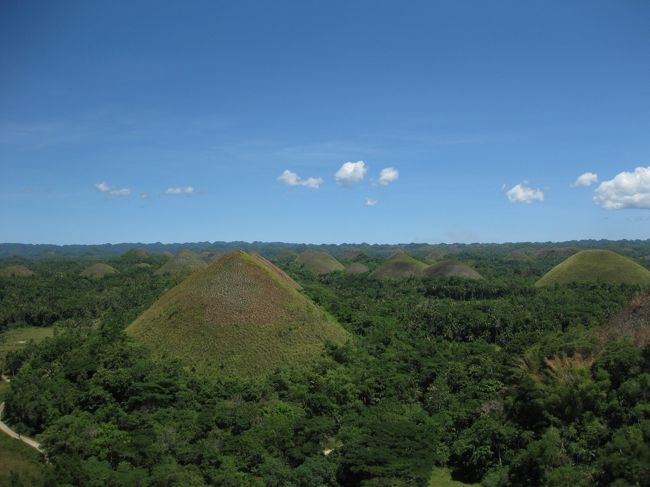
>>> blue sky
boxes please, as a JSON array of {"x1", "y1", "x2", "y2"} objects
[{"x1": 1, "y1": 0, "x2": 649, "y2": 245}]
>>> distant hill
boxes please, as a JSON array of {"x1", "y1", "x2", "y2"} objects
[
  {"x1": 296, "y1": 251, "x2": 345, "y2": 275},
  {"x1": 79, "y1": 263, "x2": 118, "y2": 279},
  {"x1": 423, "y1": 262, "x2": 483, "y2": 280},
  {"x1": 201, "y1": 251, "x2": 223, "y2": 263},
  {"x1": 123, "y1": 248, "x2": 150, "y2": 259},
  {"x1": 370, "y1": 252, "x2": 427, "y2": 280},
  {"x1": 128, "y1": 250, "x2": 348, "y2": 376},
  {"x1": 600, "y1": 291, "x2": 650, "y2": 347},
  {"x1": 0, "y1": 265, "x2": 34, "y2": 277},
  {"x1": 345, "y1": 263, "x2": 370, "y2": 274},
  {"x1": 535, "y1": 250, "x2": 650, "y2": 287},
  {"x1": 155, "y1": 249, "x2": 208, "y2": 275}
]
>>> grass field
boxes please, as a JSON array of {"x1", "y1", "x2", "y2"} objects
[
  {"x1": 536, "y1": 249, "x2": 650, "y2": 287},
  {"x1": 0, "y1": 433, "x2": 46, "y2": 486},
  {"x1": 0, "y1": 327, "x2": 55, "y2": 370},
  {"x1": 296, "y1": 250, "x2": 345, "y2": 274},
  {"x1": 129, "y1": 250, "x2": 348, "y2": 377},
  {"x1": 370, "y1": 252, "x2": 428, "y2": 279},
  {"x1": 428, "y1": 467, "x2": 478, "y2": 486},
  {"x1": 0, "y1": 265, "x2": 34, "y2": 277}
]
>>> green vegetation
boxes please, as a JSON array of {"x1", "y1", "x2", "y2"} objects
[
  {"x1": 296, "y1": 251, "x2": 345, "y2": 275},
  {"x1": 128, "y1": 250, "x2": 348, "y2": 376},
  {"x1": 370, "y1": 252, "x2": 428, "y2": 279},
  {"x1": 428, "y1": 467, "x2": 477, "y2": 486},
  {"x1": 0, "y1": 327, "x2": 54, "y2": 369},
  {"x1": 0, "y1": 434, "x2": 47, "y2": 486},
  {"x1": 424, "y1": 262, "x2": 483, "y2": 280},
  {"x1": 0, "y1": 241, "x2": 649, "y2": 486},
  {"x1": 536, "y1": 249, "x2": 650, "y2": 287},
  {"x1": 155, "y1": 249, "x2": 208, "y2": 275},
  {"x1": 79, "y1": 262, "x2": 118, "y2": 279},
  {"x1": 0, "y1": 265, "x2": 33, "y2": 278}
]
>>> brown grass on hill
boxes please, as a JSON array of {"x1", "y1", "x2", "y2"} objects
[
  {"x1": 250, "y1": 252, "x2": 301, "y2": 289},
  {"x1": 0, "y1": 265, "x2": 34, "y2": 277},
  {"x1": 79, "y1": 263, "x2": 118, "y2": 278},
  {"x1": 600, "y1": 291, "x2": 650, "y2": 347},
  {"x1": 155, "y1": 249, "x2": 208, "y2": 275},
  {"x1": 423, "y1": 262, "x2": 482, "y2": 280},
  {"x1": 296, "y1": 251, "x2": 345, "y2": 275},
  {"x1": 346, "y1": 263, "x2": 370, "y2": 274}
]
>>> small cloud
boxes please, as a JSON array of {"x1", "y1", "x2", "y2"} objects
[
  {"x1": 366, "y1": 198, "x2": 378, "y2": 207},
  {"x1": 335, "y1": 161, "x2": 367, "y2": 185},
  {"x1": 95, "y1": 182, "x2": 110, "y2": 192},
  {"x1": 593, "y1": 166, "x2": 650, "y2": 209},
  {"x1": 140, "y1": 192, "x2": 149, "y2": 199},
  {"x1": 95, "y1": 182, "x2": 130, "y2": 196},
  {"x1": 378, "y1": 167, "x2": 399, "y2": 186},
  {"x1": 506, "y1": 181, "x2": 544, "y2": 204},
  {"x1": 572, "y1": 172, "x2": 598, "y2": 187},
  {"x1": 277, "y1": 169, "x2": 323, "y2": 189},
  {"x1": 165, "y1": 186, "x2": 194, "y2": 195}
]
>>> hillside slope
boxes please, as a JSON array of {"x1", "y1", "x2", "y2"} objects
[
  {"x1": 536, "y1": 250, "x2": 650, "y2": 287},
  {"x1": 0, "y1": 265, "x2": 34, "y2": 277},
  {"x1": 79, "y1": 263, "x2": 118, "y2": 278},
  {"x1": 128, "y1": 250, "x2": 348, "y2": 376}
]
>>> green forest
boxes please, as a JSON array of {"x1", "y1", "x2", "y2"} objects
[{"x1": 0, "y1": 242, "x2": 649, "y2": 486}]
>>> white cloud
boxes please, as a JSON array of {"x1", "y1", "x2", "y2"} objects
[
  {"x1": 366, "y1": 198, "x2": 378, "y2": 207},
  {"x1": 277, "y1": 169, "x2": 323, "y2": 189},
  {"x1": 378, "y1": 167, "x2": 399, "y2": 186},
  {"x1": 165, "y1": 186, "x2": 194, "y2": 195},
  {"x1": 573, "y1": 172, "x2": 598, "y2": 187},
  {"x1": 593, "y1": 166, "x2": 650, "y2": 210},
  {"x1": 506, "y1": 182, "x2": 544, "y2": 204},
  {"x1": 95, "y1": 182, "x2": 130, "y2": 196},
  {"x1": 335, "y1": 161, "x2": 367, "y2": 185},
  {"x1": 140, "y1": 192, "x2": 149, "y2": 199}
]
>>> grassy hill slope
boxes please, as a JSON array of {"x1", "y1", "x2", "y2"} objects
[
  {"x1": 346, "y1": 263, "x2": 370, "y2": 274},
  {"x1": 155, "y1": 249, "x2": 208, "y2": 275},
  {"x1": 600, "y1": 291, "x2": 650, "y2": 347},
  {"x1": 79, "y1": 263, "x2": 118, "y2": 278},
  {"x1": 370, "y1": 252, "x2": 427, "y2": 279},
  {"x1": 296, "y1": 251, "x2": 345, "y2": 275},
  {"x1": 423, "y1": 262, "x2": 483, "y2": 280},
  {"x1": 128, "y1": 250, "x2": 348, "y2": 376},
  {"x1": 535, "y1": 250, "x2": 650, "y2": 287}
]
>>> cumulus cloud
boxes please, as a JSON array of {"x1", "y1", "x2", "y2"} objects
[
  {"x1": 572, "y1": 172, "x2": 598, "y2": 187},
  {"x1": 593, "y1": 166, "x2": 650, "y2": 209},
  {"x1": 506, "y1": 182, "x2": 544, "y2": 204},
  {"x1": 366, "y1": 198, "x2": 378, "y2": 207},
  {"x1": 335, "y1": 161, "x2": 367, "y2": 185},
  {"x1": 277, "y1": 170, "x2": 323, "y2": 189},
  {"x1": 95, "y1": 182, "x2": 130, "y2": 196},
  {"x1": 165, "y1": 186, "x2": 194, "y2": 195},
  {"x1": 378, "y1": 167, "x2": 399, "y2": 186}
]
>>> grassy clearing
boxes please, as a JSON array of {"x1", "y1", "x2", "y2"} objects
[
  {"x1": 296, "y1": 251, "x2": 345, "y2": 275},
  {"x1": 0, "y1": 327, "x2": 55, "y2": 369},
  {"x1": 129, "y1": 250, "x2": 348, "y2": 377},
  {"x1": 0, "y1": 265, "x2": 33, "y2": 277},
  {"x1": 428, "y1": 467, "x2": 478, "y2": 486},
  {"x1": 536, "y1": 249, "x2": 650, "y2": 287},
  {"x1": 0, "y1": 433, "x2": 46, "y2": 486},
  {"x1": 370, "y1": 252, "x2": 428, "y2": 280}
]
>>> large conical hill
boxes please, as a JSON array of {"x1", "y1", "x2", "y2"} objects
[
  {"x1": 535, "y1": 250, "x2": 650, "y2": 287},
  {"x1": 127, "y1": 250, "x2": 348, "y2": 376},
  {"x1": 423, "y1": 262, "x2": 483, "y2": 280},
  {"x1": 80, "y1": 263, "x2": 118, "y2": 279},
  {"x1": 370, "y1": 252, "x2": 427, "y2": 280},
  {"x1": 155, "y1": 249, "x2": 208, "y2": 275},
  {"x1": 296, "y1": 251, "x2": 345, "y2": 275}
]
